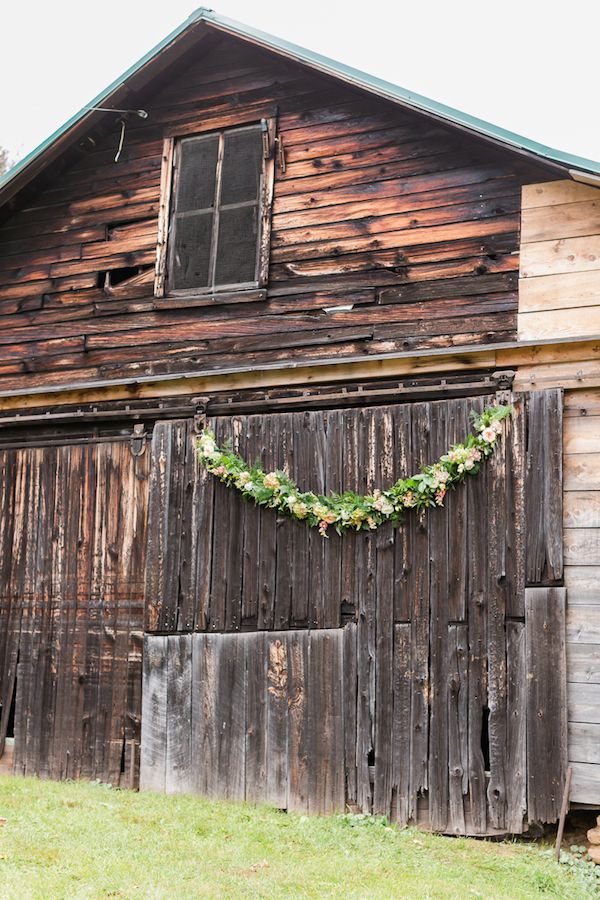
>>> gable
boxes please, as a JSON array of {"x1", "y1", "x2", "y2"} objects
[{"x1": 0, "y1": 33, "x2": 558, "y2": 397}]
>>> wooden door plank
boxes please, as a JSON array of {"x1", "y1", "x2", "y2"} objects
[
  {"x1": 265, "y1": 634, "x2": 288, "y2": 808},
  {"x1": 505, "y1": 622, "x2": 526, "y2": 834},
  {"x1": 286, "y1": 630, "x2": 309, "y2": 813},
  {"x1": 447, "y1": 624, "x2": 467, "y2": 835},
  {"x1": 165, "y1": 634, "x2": 193, "y2": 794},
  {"x1": 525, "y1": 390, "x2": 563, "y2": 585},
  {"x1": 244, "y1": 631, "x2": 267, "y2": 803},
  {"x1": 307, "y1": 629, "x2": 345, "y2": 815},
  {"x1": 139, "y1": 635, "x2": 168, "y2": 792},
  {"x1": 525, "y1": 587, "x2": 567, "y2": 823}
]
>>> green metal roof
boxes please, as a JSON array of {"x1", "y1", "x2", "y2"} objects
[{"x1": 1, "y1": 6, "x2": 599, "y2": 207}]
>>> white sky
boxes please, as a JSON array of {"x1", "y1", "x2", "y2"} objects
[{"x1": 2, "y1": 0, "x2": 599, "y2": 168}]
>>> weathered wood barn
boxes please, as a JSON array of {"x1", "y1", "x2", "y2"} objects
[{"x1": 0, "y1": 8, "x2": 599, "y2": 835}]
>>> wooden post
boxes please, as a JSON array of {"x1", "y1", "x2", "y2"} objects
[{"x1": 554, "y1": 766, "x2": 572, "y2": 861}]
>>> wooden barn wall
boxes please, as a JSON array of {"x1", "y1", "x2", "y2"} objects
[
  {"x1": 0, "y1": 35, "x2": 553, "y2": 396},
  {"x1": 0, "y1": 440, "x2": 149, "y2": 784},
  {"x1": 141, "y1": 391, "x2": 566, "y2": 831},
  {"x1": 563, "y1": 388, "x2": 600, "y2": 803},
  {"x1": 519, "y1": 180, "x2": 600, "y2": 341}
]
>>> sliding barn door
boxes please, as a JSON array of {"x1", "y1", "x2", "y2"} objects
[
  {"x1": 141, "y1": 391, "x2": 566, "y2": 832},
  {"x1": 0, "y1": 440, "x2": 149, "y2": 784}
]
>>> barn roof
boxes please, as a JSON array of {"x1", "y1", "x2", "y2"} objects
[{"x1": 1, "y1": 6, "x2": 599, "y2": 208}]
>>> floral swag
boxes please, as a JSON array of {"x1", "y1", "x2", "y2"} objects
[{"x1": 198, "y1": 404, "x2": 512, "y2": 537}]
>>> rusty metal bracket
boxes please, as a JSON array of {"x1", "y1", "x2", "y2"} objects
[
  {"x1": 193, "y1": 396, "x2": 210, "y2": 433},
  {"x1": 492, "y1": 370, "x2": 516, "y2": 391},
  {"x1": 129, "y1": 422, "x2": 147, "y2": 457}
]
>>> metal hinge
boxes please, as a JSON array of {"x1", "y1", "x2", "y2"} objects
[
  {"x1": 129, "y1": 423, "x2": 147, "y2": 457},
  {"x1": 193, "y1": 396, "x2": 210, "y2": 433}
]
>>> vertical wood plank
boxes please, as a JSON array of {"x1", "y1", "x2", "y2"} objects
[
  {"x1": 165, "y1": 633, "x2": 193, "y2": 794},
  {"x1": 506, "y1": 621, "x2": 526, "y2": 833},
  {"x1": 244, "y1": 631, "x2": 267, "y2": 803},
  {"x1": 447, "y1": 624, "x2": 468, "y2": 834},
  {"x1": 391, "y1": 623, "x2": 411, "y2": 825},
  {"x1": 286, "y1": 630, "x2": 309, "y2": 813},
  {"x1": 343, "y1": 622, "x2": 358, "y2": 810},
  {"x1": 308, "y1": 629, "x2": 345, "y2": 814},
  {"x1": 525, "y1": 390, "x2": 563, "y2": 585},
  {"x1": 526, "y1": 587, "x2": 567, "y2": 823},
  {"x1": 266, "y1": 634, "x2": 288, "y2": 808},
  {"x1": 428, "y1": 401, "x2": 449, "y2": 832},
  {"x1": 140, "y1": 635, "x2": 168, "y2": 792}
]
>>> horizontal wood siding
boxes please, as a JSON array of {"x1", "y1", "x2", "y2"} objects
[
  {"x1": 563, "y1": 388, "x2": 600, "y2": 802},
  {"x1": 519, "y1": 180, "x2": 600, "y2": 341},
  {"x1": 0, "y1": 35, "x2": 550, "y2": 395}
]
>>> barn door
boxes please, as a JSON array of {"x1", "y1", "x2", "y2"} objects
[
  {"x1": 141, "y1": 391, "x2": 566, "y2": 832},
  {"x1": 0, "y1": 439, "x2": 149, "y2": 784}
]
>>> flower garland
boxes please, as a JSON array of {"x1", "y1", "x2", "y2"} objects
[{"x1": 198, "y1": 404, "x2": 512, "y2": 537}]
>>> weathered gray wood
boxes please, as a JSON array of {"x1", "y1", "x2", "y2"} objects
[
  {"x1": 244, "y1": 631, "x2": 267, "y2": 803},
  {"x1": 193, "y1": 633, "x2": 220, "y2": 797},
  {"x1": 526, "y1": 587, "x2": 567, "y2": 823},
  {"x1": 568, "y1": 721, "x2": 600, "y2": 763},
  {"x1": 570, "y1": 762, "x2": 600, "y2": 804},
  {"x1": 447, "y1": 624, "x2": 467, "y2": 834},
  {"x1": 308, "y1": 629, "x2": 345, "y2": 815},
  {"x1": 391, "y1": 624, "x2": 411, "y2": 825},
  {"x1": 266, "y1": 635, "x2": 289, "y2": 808},
  {"x1": 567, "y1": 642, "x2": 600, "y2": 683},
  {"x1": 286, "y1": 630, "x2": 309, "y2": 812},
  {"x1": 567, "y1": 681, "x2": 600, "y2": 724},
  {"x1": 525, "y1": 390, "x2": 563, "y2": 585},
  {"x1": 505, "y1": 622, "x2": 526, "y2": 833},
  {"x1": 567, "y1": 607, "x2": 600, "y2": 644},
  {"x1": 165, "y1": 634, "x2": 193, "y2": 794},
  {"x1": 342, "y1": 622, "x2": 358, "y2": 809},
  {"x1": 140, "y1": 635, "x2": 168, "y2": 792}
]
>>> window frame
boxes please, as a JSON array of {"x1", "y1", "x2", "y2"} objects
[{"x1": 154, "y1": 116, "x2": 276, "y2": 303}]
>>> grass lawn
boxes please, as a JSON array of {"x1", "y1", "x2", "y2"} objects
[{"x1": 0, "y1": 776, "x2": 597, "y2": 898}]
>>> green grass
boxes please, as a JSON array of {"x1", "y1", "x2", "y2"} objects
[{"x1": 0, "y1": 776, "x2": 595, "y2": 899}]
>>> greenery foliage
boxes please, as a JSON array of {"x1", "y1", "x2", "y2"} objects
[{"x1": 198, "y1": 403, "x2": 512, "y2": 536}]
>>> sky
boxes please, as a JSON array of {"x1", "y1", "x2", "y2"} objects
[{"x1": 2, "y1": 0, "x2": 599, "y2": 168}]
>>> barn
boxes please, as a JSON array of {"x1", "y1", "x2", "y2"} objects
[{"x1": 0, "y1": 8, "x2": 599, "y2": 836}]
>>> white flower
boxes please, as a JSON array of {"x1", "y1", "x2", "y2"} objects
[
  {"x1": 481, "y1": 426, "x2": 497, "y2": 443},
  {"x1": 464, "y1": 459, "x2": 475, "y2": 470},
  {"x1": 200, "y1": 438, "x2": 216, "y2": 457}
]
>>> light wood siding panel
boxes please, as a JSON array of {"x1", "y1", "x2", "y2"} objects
[
  {"x1": 564, "y1": 388, "x2": 600, "y2": 802},
  {"x1": 519, "y1": 180, "x2": 600, "y2": 341}
]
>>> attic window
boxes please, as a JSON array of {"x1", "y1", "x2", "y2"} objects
[{"x1": 155, "y1": 120, "x2": 275, "y2": 299}]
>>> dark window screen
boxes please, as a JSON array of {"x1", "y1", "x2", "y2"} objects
[{"x1": 168, "y1": 124, "x2": 264, "y2": 293}]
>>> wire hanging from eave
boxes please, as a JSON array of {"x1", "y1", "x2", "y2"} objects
[{"x1": 86, "y1": 106, "x2": 149, "y2": 163}]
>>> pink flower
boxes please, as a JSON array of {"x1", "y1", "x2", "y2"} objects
[
  {"x1": 435, "y1": 486, "x2": 446, "y2": 506},
  {"x1": 318, "y1": 520, "x2": 329, "y2": 537},
  {"x1": 215, "y1": 465, "x2": 226, "y2": 476},
  {"x1": 481, "y1": 426, "x2": 497, "y2": 443}
]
